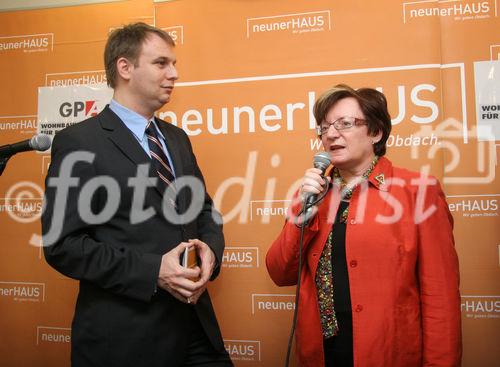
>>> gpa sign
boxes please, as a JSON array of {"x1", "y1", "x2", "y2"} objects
[
  {"x1": 37, "y1": 84, "x2": 113, "y2": 147},
  {"x1": 474, "y1": 60, "x2": 500, "y2": 141}
]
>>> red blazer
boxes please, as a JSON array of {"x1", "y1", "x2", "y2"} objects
[{"x1": 266, "y1": 157, "x2": 461, "y2": 367}]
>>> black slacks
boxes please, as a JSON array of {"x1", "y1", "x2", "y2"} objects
[{"x1": 183, "y1": 308, "x2": 233, "y2": 366}]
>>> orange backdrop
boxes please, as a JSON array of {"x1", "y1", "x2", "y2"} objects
[{"x1": 0, "y1": 1, "x2": 498, "y2": 366}]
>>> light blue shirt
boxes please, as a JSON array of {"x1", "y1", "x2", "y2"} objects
[{"x1": 109, "y1": 99, "x2": 176, "y2": 177}]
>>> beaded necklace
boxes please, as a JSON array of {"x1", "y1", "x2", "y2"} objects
[{"x1": 332, "y1": 155, "x2": 379, "y2": 223}]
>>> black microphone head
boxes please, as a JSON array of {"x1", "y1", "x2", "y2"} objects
[
  {"x1": 313, "y1": 151, "x2": 331, "y2": 174},
  {"x1": 30, "y1": 134, "x2": 51, "y2": 152}
]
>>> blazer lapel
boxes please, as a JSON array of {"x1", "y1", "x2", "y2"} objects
[{"x1": 99, "y1": 106, "x2": 162, "y2": 197}]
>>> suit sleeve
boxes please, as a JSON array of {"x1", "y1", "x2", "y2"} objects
[
  {"x1": 42, "y1": 130, "x2": 161, "y2": 302},
  {"x1": 265, "y1": 191, "x2": 321, "y2": 286},
  {"x1": 182, "y1": 131, "x2": 225, "y2": 280},
  {"x1": 417, "y1": 178, "x2": 462, "y2": 366}
]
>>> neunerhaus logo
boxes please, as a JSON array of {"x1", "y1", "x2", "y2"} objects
[
  {"x1": 251, "y1": 294, "x2": 295, "y2": 314},
  {"x1": 160, "y1": 80, "x2": 451, "y2": 138},
  {"x1": 250, "y1": 200, "x2": 290, "y2": 223},
  {"x1": 0, "y1": 200, "x2": 43, "y2": 217},
  {"x1": 163, "y1": 26, "x2": 184, "y2": 45},
  {"x1": 448, "y1": 197, "x2": 498, "y2": 218},
  {"x1": 461, "y1": 296, "x2": 500, "y2": 319},
  {"x1": 0, "y1": 33, "x2": 53, "y2": 53},
  {"x1": 222, "y1": 247, "x2": 259, "y2": 268},
  {"x1": 403, "y1": 0, "x2": 496, "y2": 23},
  {"x1": 0, "y1": 116, "x2": 37, "y2": 133},
  {"x1": 0, "y1": 282, "x2": 45, "y2": 302},
  {"x1": 36, "y1": 326, "x2": 71, "y2": 345},
  {"x1": 46, "y1": 71, "x2": 107, "y2": 87},
  {"x1": 224, "y1": 340, "x2": 261, "y2": 362},
  {"x1": 247, "y1": 10, "x2": 331, "y2": 37}
]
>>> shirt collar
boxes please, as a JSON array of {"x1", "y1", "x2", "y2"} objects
[
  {"x1": 367, "y1": 156, "x2": 393, "y2": 191},
  {"x1": 326, "y1": 156, "x2": 393, "y2": 192},
  {"x1": 109, "y1": 99, "x2": 167, "y2": 142}
]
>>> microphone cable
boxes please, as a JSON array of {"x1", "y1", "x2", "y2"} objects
[{"x1": 284, "y1": 178, "x2": 330, "y2": 367}]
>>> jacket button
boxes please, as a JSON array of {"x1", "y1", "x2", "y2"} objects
[
  {"x1": 350, "y1": 219, "x2": 356, "y2": 225},
  {"x1": 355, "y1": 305, "x2": 363, "y2": 312},
  {"x1": 349, "y1": 260, "x2": 357, "y2": 267}
]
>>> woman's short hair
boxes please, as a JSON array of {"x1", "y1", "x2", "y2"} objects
[
  {"x1": 104, "y1": 22, "x2": 174, "y2": 88},
  {"x1": 313, "y1": 84, "x2": 392, "y2": 156}
]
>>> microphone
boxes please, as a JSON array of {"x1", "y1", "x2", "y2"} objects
[
  {"x1": 0, "y1": 134, "x2": 51, "y2": 158},
  {"x1": 304, "y1": 151, "x2": 332, "y2": 208}
]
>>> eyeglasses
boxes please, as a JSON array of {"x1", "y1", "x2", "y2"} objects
[{"x1": 317, "y1": 116, "x2": 367, "y2": 136}]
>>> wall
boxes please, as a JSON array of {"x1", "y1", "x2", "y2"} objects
[{"x1": 0, "y1": 0, "x2": 499, "y2": 366}]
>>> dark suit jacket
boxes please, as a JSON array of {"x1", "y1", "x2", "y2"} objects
[{"x1": 42, "y1": 106, "x2": 226, "y2": 367}]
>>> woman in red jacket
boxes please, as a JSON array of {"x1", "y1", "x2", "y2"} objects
[{"x1": 266, "y1": 84, "x2": 462, "y2": 367}]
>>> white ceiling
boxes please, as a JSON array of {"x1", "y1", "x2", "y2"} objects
[{"x1": 0, "y1": 0, "x2": 122, "y2": 12}]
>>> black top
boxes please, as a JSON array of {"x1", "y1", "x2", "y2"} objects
[{"x1": 323, "y1": 200, "x2": 353, "y2": 367}]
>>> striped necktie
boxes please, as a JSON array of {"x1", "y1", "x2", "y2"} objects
[{"x1": 145, "y1": 120, "x2": 176, "y2": 198}]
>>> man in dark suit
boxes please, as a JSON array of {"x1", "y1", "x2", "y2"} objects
[{"x1": 42, "y1": 23, "x2": 232, "y2": 367}]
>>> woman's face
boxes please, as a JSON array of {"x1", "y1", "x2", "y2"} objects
[{"x1": 321, "y1": 97, "x2": 381, "y2": 173}]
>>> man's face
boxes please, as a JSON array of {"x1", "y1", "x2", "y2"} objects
[{"x1": 128, "y1": 33, "x2": 178, "y2": 115}]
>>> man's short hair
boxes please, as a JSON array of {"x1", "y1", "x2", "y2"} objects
[{"x1": 104, "y1": 22, "x2": 174, "y2": 88}]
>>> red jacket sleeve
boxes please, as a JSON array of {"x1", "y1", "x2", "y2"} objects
[
  {"x1": 416, "y1": 178, "x2": 462, "y2": 366},
  {"x1": 266, "y1": 192, "x2": 321, "y2": 286}
]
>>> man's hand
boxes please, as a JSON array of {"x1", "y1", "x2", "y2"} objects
[
  {"x1": 185, "y1": 239, "x2": 216, "y2": 304},
  {"x1": 157, "y1": 240, "x2": 217, "y2": 304},
  {"x1": 157, "y1": 242, "x2": 202, "y2": 304}
]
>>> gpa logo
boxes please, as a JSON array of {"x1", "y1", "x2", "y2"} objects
[
  {"x1": 247, "y1": 10, "x2": 331, "y2": 38},
  {"x1": 461, "y1": 295, "x2": 500, "y2": 319},
  {"x1": 38, "y1": 85, "x2": 113, "y2": 137},
  {"x1": 222, "y1": 247, "x2": 259, "y2": 268},
  {"x1": 0, "y1": 281, "x2": 45, "y2": 302},
  {"x1": 224, "y1": 340, "x2": 261, "y2": 362},
  {"x1": 59, "y1": 100, "x2": 99, "y2": 118},
  {"x1": 0, "y1": 33, "x2": 54, "y2": 53},
  {"x1": 403, "y1": 0, "x2": 496, "y2": 23},
  {"x1": 36, "y1": 326, "x2": 71, "y2": 345}
]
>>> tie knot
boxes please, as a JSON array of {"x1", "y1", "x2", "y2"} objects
[{"x1": 146, "y1": 120, "x2": 157, "y2": 135}]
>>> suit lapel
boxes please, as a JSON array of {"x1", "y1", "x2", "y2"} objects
[
  {"x1": 98, "y1": 106, "x2": 163, "y2": 197},
  {"x1": 98, "y1": 106, "x2": 148, "y2": 164}
]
